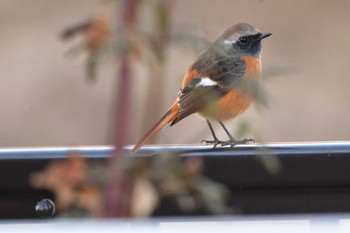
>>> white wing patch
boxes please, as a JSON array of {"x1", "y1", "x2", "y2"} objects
[{"x1": 194, "y1": 77, "x2": 218, "y2": 88}]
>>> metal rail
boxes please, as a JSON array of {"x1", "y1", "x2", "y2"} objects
[{"x1": 1, "y1": 141, "x2": 350, "y2": 158}]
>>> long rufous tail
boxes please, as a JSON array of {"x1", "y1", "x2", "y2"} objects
[{"x1": 132, "y1": 102, "x2": 179, "y2": 153}]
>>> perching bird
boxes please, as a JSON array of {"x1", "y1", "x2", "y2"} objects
[{"x1": 132, "y1": 23, "x2": 271, "y2": 153}]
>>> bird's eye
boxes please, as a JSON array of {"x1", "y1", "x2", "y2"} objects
[{"x1": 239, "y1": 36, "x2": 249, "y2": 45}]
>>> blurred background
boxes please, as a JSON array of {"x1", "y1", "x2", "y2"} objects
[{"x1": 0, "y1": 0, "x2": 350, "y2": 148}]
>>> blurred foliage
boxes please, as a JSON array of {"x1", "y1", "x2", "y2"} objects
[
  {"x1": 61, "y1": 0, "x2": 209, "y2": 82},
  {"x1": 30, "y1": 152, "x2": 231, "y2": 217},
  {"x1": 61, "y1": 15, "x2": 111, "y2": 81},
  {"x1": 30, "y1": 152, "x2": 104, "y2": 217}
]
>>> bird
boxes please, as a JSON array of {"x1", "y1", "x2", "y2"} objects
[{"x1": 132, "y1": 23, "x2": 271, "y2": 153}]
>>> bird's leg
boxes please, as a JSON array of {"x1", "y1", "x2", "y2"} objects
[
  {"x1": 218, "y1": 121, "x2": 255, "y2": 146},
  {"x1": 201, "y1": 120, "x2": 223, "y2": 148}
]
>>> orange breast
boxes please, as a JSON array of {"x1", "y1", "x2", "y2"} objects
[
  {"x1": 199, "y1": 56, "x2": 262, "y2": 121},
  {"x1": 199, "y1": 90, "x2": 253, "y2": 120},
  {"x1": 241, "y1": 56, "x2": 262, "y2": 79}
]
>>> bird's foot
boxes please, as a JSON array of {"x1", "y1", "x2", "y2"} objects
[
  {"x1": 201, "y1": 138, "x2": 255, "y2": 148},
  {"x1": 201, "y1": 139, "x2": 225, "y2": 148},
  {"x1": 221, "y1": 138, "x2": 255, "y2": 147}
]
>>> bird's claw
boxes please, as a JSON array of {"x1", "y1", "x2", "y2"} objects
[
  {"x1": 201, "y1": 139, "x2": 222, "y2": 148},
  {"x1": 201, "y1": 138, "x2": 255, "y2": 148},
  {"x1": 224, "y1": 138, "x2": 255, "y2": 146},
  {"x1": 236, "y1": 138, "x2": 255, "y2": 144}
]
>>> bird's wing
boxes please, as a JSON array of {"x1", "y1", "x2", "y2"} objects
[{"x1": 171, "y1": 58, "x2": 246, "y2": 125}]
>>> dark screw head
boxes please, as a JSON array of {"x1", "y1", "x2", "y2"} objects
[{"x1": 35, "y1": 199, "x2": 56, "y2": 218}]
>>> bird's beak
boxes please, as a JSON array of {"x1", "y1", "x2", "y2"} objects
[{"x1": 258, "y1": 32, "x2": 272, "y2": 40}]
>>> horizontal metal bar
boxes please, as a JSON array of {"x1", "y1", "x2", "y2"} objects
[
  {"x1": 1, "y1": 141, "x2": 350, "y2": 189},
  {"x1": 1, "y1": 141, "x2": 350, "y2": 159},
  {"x1": 0, "y1": 146, "x2": 114, "y2": 160}
]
